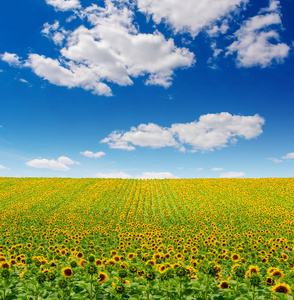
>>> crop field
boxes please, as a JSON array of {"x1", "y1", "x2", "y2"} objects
[{"x1": 0, "y1": 177, "x2": 294, "y2": 300}]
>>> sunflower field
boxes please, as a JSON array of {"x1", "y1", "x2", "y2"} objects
[{"x1": 0, "y1": 177, "x2": 294, "y2": 299}]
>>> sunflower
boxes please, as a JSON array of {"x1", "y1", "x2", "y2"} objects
[
  {"x1": 246, "y1": 265, "x2": 260, "y2": 277},
  {"x1": 158, "y1": 264, "x2": 167, "y2": 273},
  {"x1": 137, "y1": 270, "x2": 145, "y2": 277},
  {"x1": 164, "y1": 253, "x2": 171, "y2": 260},
  {"x1": 153, "y1": 253, "x2": 161, "y2": 260},
  {"x1": 42, "y1": 268, "x2": 50, "y2": 274},
  {"x1": 40, "y1": 259, "x2": 48, "y2": 265},
  {"x1": 281, "y1": 253, "x2": 288, "y2": 261},
  {"x1": 79, "y1": 259, "x2": 88, "y2": 268},
  {"x1": 176, "y1": 253, "x2": 184, "y2": 260},
  {"x1": 146, "y1": 260, "x2": 155, "y2": 267},
  {"x1": 107, "y1": 259, "x2": 116, "y2": 266},
  {"x1": 231, "y1": 253, "x2": 240, "y2": 262},
  {"x1": 95, "y1": 259, "x2": 103, "y2": 267},
  {"x1": 0, "y1": 262, "x2": 10, "y2": 270},
  {"x1": 97, "y1": 272, "x2": 108, "y2": 284},
  {"x1": 113, "y1": 255, "x2": 120, "y2": 262},
  {"x1": 127, "y1": 253, "x2": 136, "y2": 260},
  {"x1": 110, "y1": 250, "x2": 117, "y2": 256},
  {"x1": 271, "y1": 268, "x2": 284, "y2": 281},
  {"x1": 76, "y1": 252, "x2": 83, "y2": 259},
  {"x1": 268, "y1": 267, "x2": 277, "y2": 274},
  {"x1": 272, "y1": 283, "x2": 292, "y2": 294},
  {"x1": 62, "y1": 267, "x2": 73, "y2": 278},
  {"x1": 218, "y1": 281, "x2": 229, "y2": 289},
  {"x1": 265, "y1": 277, "x2": 274, "y2": 285},
  {"x1": 261, "y1": 257, "x2": 268, "y2": 264},
  {"x1": 50, "y1": 261, "x2": 57, "y2": 267},
  {"x1": 120, "y1": 263, "x2": 128, "y2": 269},
  {"x1": 216, "y1": 272, "x2": 221, "y2": 281}
]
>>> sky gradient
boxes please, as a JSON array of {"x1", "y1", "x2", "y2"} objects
[{"x1": 0, "y1": 0, "x2": 293, "y2": 179}]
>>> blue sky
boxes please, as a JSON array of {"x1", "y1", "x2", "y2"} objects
[{"x1": 0, "y1": 0, "x2": 293, "y2": 178}]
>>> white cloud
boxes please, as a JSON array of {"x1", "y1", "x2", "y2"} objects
[
  {"x1": 101, "y1": 123, "x2": 178, "y2": 150},
  {"x1": 0, "y1": 165, "x2": 7, "y2": 170},
  {"x1": 267, "y1": 157, "x2": 283, "y2": 163},
  {"x1": 41, "y1": 21, "x2": 69, "y2": 46},
  {"x1": 101, "y1": 113, "x2": 265, "y2": 152},
  {"x1": 135, "y1": 172, "x2": 179, "y2": 179},
  {"x1": 171, "y1": 113, "x2": 265, "y2": 151},
  {"x1": 57, "y1": 156, "x2": 80, "y2": 165},
  {"x1": 26, "y1": 156, "x2": 79, "y2": 171},
  {"x1": 196, "y1": 168, "x2": 203, "y2": 171},
  {"x1": 19, "y1": 78, "x2": 30, "y2": 84},
  {"x1": 20, "y1": 2, "x2": 194, "y2": 96},
  {"x1": 45, "y1": 0, "x2": 81, "y2": 11},
  {"x1": 1, "y1": 52, "x2": 22, "y2": 66},
  {"x1": 282, "y1": 152, "x2": 294, "y2": 160},
  {"x1": 227, "y1": 0, "x2": 290, "y2": 68},
  {"x1": 207, "y1": 20, "x2": 230, "y2": 37},
  {"x1": 93, "y1": 171, "x2": 132, "y2": 178},
  {"x1": 137, "y1": 0, "x2": 248, "y2": 37},
  {"x1": 220, "y1": 171, "x2": 245, "y2": 178},
  {"x1": 212, "y1": 167, "x2": 224, "y2": 171},
  {"x1": 80, "y1": 151, "x2": 106, "y2": 158},
  {"x1": 210, "y1": 42, "x2": 223, "y2": 58}
]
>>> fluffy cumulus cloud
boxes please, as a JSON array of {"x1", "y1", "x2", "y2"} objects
[
  {"x1": 41, "y1": 21, "x2": 69, "y2": 46},
  {"x1": 80, "y1": 151, "x2": 106, "y2": 158},
  {"x1": 93, "y1": 171, "x2": 178, "y2": 179},
  {"x1": 0, "y1": 164, "x2": 7, "y2": 170},
  {"x1": 0, "y1": 52, "x2": 22, "y2": 66},
  {"x1": 101, "y1": 123, "x2": 178, "y2": 150},
  {"x1": 137, "y1": 0, "x2": 247, "y2": 37},
  {"x1": 16, "y1": 1, "x2": 194, "y2": 96},
  {"x1": 45, "y1": 0, "x2": 81, "y2": 11},
  {"x1": 282, "y1": 152, "x2": 294, "y2": 160},
  {"x1": 101, "y1": 113, "x2": 265, "y2": 152},
  {"x1": 220, "y1": 171, "x2": 245, "y2": 178},
  {"x1": 2, "y1": 0, "x2": 290, "y2": 95},
  {"x1": 26, "y1": 156, "x2": 80, "y2": 171},
  {"x1": 227, "y1": 0, "x2": 290, "y2": 68}
]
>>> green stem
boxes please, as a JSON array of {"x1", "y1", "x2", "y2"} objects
[
  {"x1": 204, "y1": 275, "x2": 210, "y2": 300},
  {"x1": 179, "y1": 281, "x2": 182, "y2": 300},
  {"x1": 252, "y1": 285, "x2": 255, "y2": 300},
  {"x1": 35, "y1": 282, "x2": 39, "y2": 300},
  {"x1": 3, "y1": 278, "x2": 8, "y2": 300},
  {"x1": 146, "y1": 282, "x2": 150, "y2": 300},
  {"x1": 235, "y1": 277, "x2": 239, "y2": 295},
  {"x1": 90, "y1": 274, "x2": 93, "y2": 300}
]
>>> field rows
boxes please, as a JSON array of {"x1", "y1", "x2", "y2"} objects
[{"x1": 0, "y1": 178, "x2": 294, "y2": 299}]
